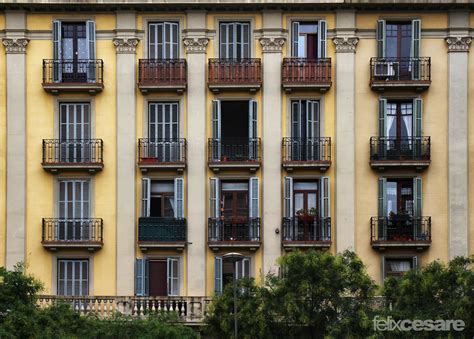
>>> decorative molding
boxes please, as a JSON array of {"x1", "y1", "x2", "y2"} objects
[
  {"x1": 259, "y1": 37, "x2": 286, "y2": 53},
  {"x1": 445, "y1": 36, "x2": 471, "y2": 52},
  {"x1": 2, "y1": 38, "x2": 29, "y2": 54},
  {"x1": 182, "y1": 37, "x2": 209, "y2": 54},
  {"x1": 332, "y1": 37, "x2": 359, "y2": 53},
  {"x1": 113, "y1": 38, "x2": 140, "y2": 54}
]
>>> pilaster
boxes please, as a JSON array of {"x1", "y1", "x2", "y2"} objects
[
  {"x1": 115, "y1": 11, "x2": 139, "y2": 295},
  {"x1": 4, "y1": 11, "x2": 28, "y2": 269}
]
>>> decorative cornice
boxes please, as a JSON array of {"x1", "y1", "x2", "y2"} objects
[
  {"x1": 113, "y1": 38, "x2": 140, "y2": 54},
  {"x1": 2, "y1": 38, "x2": 29, "y2": 54},
  {"x1": 259, "y1": 37, "x2": 286, "y2": 53},
  {"x1": 445, "y1": 36, "x2": 471, "y2": 52},
  {"x1": 332, "y1": 37, "x2": 359, "y2": 53},
  {"x1": 182, "y1": 37, "x2": 209, "y2": 54}
]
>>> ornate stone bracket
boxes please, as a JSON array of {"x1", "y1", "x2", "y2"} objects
[
  {"x1": 445, "y1": 36, "x2": 472, "y2": 52},
  {"x1": 182, "y1": 38, "x2": 209, "y2": 54},
  {"x1": 2, "y1": 38, "x2": 29, "y2": 54},
  {"x1": 259, "y1": 37, "x2": 286, "y2": 53},
  {"x1": 113, "y1": 38, "x2": 140, "y2": 54},
  {"x1": 332, "y1": 37, "x2": 359, "y2": 53}
]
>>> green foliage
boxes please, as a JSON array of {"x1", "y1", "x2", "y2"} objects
[
  {"x1": 0, "y1": 264, "x2": 198, "y2": 339},
  {"x1": 205, "y1": 250, "x2": 377, "y2": 339},
  {"x1": 380, "y1": 256, "x2": 474, "y2": 338}
]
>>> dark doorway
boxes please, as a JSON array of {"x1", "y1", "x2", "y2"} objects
[
  {"x1": 221, "y1": 101, "x2": 249, "y2": 140},
  {"x1": 61, "y1": 22, "x2": 88, "y2": 82},
  {"x1": 148, "y1": 260, "x2": 167, "y2": 296}
]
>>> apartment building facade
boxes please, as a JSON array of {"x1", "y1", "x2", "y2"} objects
[{"x1": 0, "y1": 0, "x2": 473, "y2": 312}]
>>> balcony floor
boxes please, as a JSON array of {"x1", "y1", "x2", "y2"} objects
[
  {"x1": 138, "y1": 83, "x2": 186, "y2": 94},
  {"x1": 42, "y1": 83, "x2": 104, "y2": 94},
  {"x1": 208, "y1": 241, "x2": 261, "y2": 251},
  {"x1": 138, "y1": 241, "x2": 186, "y2": 251},
  {"x1": 42, "y1": 163, "x2": 104, "y2": 173},
  {"x1": 371, "y1": 240, "x2": 431, "y2": 250},
  {"x1": 282, "y1": 82, "x2": 332, "y2": 93},
  {"x1": 282, "y1": 160, "x2": 331, "y2": 171},
  {"x1": 282, "y1": 241, "x2": 331, "y2": 249},
  {"x1": 138, "y1": 162, "x2": 186, "y2": 173},
  {"x1": 370, "y1": 160, "x2": 430, "y2": 170},
  {"x1": 370, "y1": 80, "x2": 431, "y2": 92},
  {"x1": 42, "y1": 241, "x2": 103, "y2": 251}
]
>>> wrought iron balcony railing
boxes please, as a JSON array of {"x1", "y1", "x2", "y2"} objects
[
  {"x1": 42, "y1": 59, "x2": 104, "y2": 86},
  {"x1": 208, "y1": 58, "x2": 262, "y2": 89},
  {"x1": 282, "y1": 137, "x2": 331, "y2": 163},
  {"x1": 42, "y1": 218, "x2": 103, "y2": 246},
  {"x1": 369, "y1": 57, "x2": 431, "y2": 87},
  {"x1": 370, "y1": 137, "x2": 430, "y2": 162},
  {"x1": 208, "y1": 138, "x2": 261, "y2": 163},
  {"x1": 42, "y1": 139, "x2": 103, "y2": 169},
  {"x1": 138, "y1": 138, "x2": 187, "y2": 165},
  {"x1": 138, "y1": 217, "x2": 187, "y2": 242},
  {"x1": 208, "y1": 217, "x2": 261, "y2": 242},
  {"x1": 282, "y1": 217, "x2": 331, "y2": 242},
  {"x1": 370, "y1": 216, "x2": 431, "y2": 244},
  {"x1": 282, "y1": 58, "x2": 332, "y2": 89},
  {"x1": 138, "y1": 59, "x2": 187, "y2": 90}
]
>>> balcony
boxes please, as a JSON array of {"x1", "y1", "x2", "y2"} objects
[
  {"x1": 208, "y1": 59, "x2": 262, "y2": 93},
  {"x1": 369, "y1": 57, "x2": 431, "y2": 91},
  {"x1": 42, "y1": 218, "x2": 103, "y2": 251},
  {"x1": 208, "y1": 217, "x2": 261, "y2": 250},
  {"x1": 138, "y1": 138, "x2": 186, "y2": 173},
  {"x1": 42, "y1": 59, "x2": 104, "y2": 94},
  {"x1": 370, "y1": 137, "x2": 431, "y2": 170},
  {"x1": 42, "y1": 139, "x2": 104, "y2": 173},
  {"x1": 370, "y1": 216, "x2": 431, "y2": 250},
  {"x1": 208, "y1": 138, "x2": 261, "y2": 172},
  {"x1": 282, "y1": 137, "x2": 331, "y2": 171},
  {"x1": 282, "y1": 217, "x2": 331, "y2": 249},
  {"x1": 282, "y1": 58, "x2": 332, "y2": 92},
  {"x1": 138, "y1": 217, "x2": 187, "y2": 251},
  {"x1": 137, "y1": 59, "x2": 187, "y2": 94}
]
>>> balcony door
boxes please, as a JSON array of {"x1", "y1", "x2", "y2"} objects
[
  {"x1": 148, "y1": 22, "x2": 179, "y2": 59},
  {"x1": 148, "y1": 102, "x2": 179, "y2": 161},
  {"x1": 212, "y1": 100, "x2": 258, "y2": 161},
  {"x1": 214, "y1": 256, "x2": 250, "y2": 294},
  {"x1": 219, "y1": 22, "x2": 250, "y2": 59},
  {"x1": 291, "y1": 21, "x2": 327, "y2": 58},
  {"x1": 141, "y1": 178, "x2": 184, "y2": 219},
  {"x1": 291, "y1": 100, "x2": 320, "y2": 161},
  {"x1": 59, "y1": 103, "x2": 91, "y2": 163},
  {"x1": 53, "y1": 20, "x2": 96, "y2": 82},
  {"x1": 58, "y1": 180, "x2": 90, "y2": 241},
  {"x1": 376, "y1": 19, "x2": 421, "y2": 79},
  {"x1": 135, "y1": 258, "x2": 179, "y2": 296},
  {"x1": 57, "y1": 259, "x2": 89, "y2": 296}
]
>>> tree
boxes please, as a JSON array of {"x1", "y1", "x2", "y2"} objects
[{"x1": 381, "y1": 256, "x2": 474, "y2": 338}]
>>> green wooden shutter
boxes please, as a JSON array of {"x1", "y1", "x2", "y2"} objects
[
  {"x1": 378, "y1": 177, "x2": 387, "y2": 217},
  {"x1": 53, "y1": 20, "x2": 62, "y2": 82},
  {"x1": 283, "y1": 177, "x2": 293, "y2": 218},
  {"x1": 249, "y1": 100, "x2": 258, "y2": 160},
  {"x1": 214, "y1": 257, "x2": 223, "y2": 294},
  {"x1": 141, "y1": 178, "x2": 151, "y2": 217},
  {"x1": 167, "y1": 258, "x2": 179, "y2": 296},
  {"x1": 378, "y1": 98, "x2": 387, "y2": 137},
  {"x1": 413, "y1": 177, "x2": 422, "y2": 218},
  {"x1": 86, "y1": 21, "x2": 96, "y2": 82},
  {"x1": 212, "y1": 100, "x2": 221, "y2": 161},
  {"x1": 135, "y1": 258, "x2": 146, "y2": 296},
  {"x1": 320, "y1": 177, "x2": 330, "y2": 240},
  {"x1": 411, "y1": 19, "x2": 421, "y2": 80},
  {"x1": 318, "y1": 20, "x2": 327, "y2": 58},
  {"x1": 174, "y1": 178, "x2": 184, "y2": 218},
  {"x1": 292, "y1": 21, "x2": 299, "y2": 57},
  {"x1": 413, "y1": 98, "x2": 423, "y2": 158},
  {"x1": 376, "y1": 20, "x2": 386, "y2": 58}
]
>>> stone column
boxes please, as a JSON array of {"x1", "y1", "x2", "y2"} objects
[
  {"x1": 183, "y1": 10, "x2": 208, "y2": 296},
  {"x1": 3, "y1": 11, "x2": 29, "y2": 269},
  {"x1": 260, "y1": 10, "x2": 285, "y2": 275},
  {"x1": 333, "y1": 11, "x2": 358, "y2": 253},
  {"x1": 114, "y1": 11, "x2": 139, "y2": 295},
  {"x1": 446, "y1": 11, "x2": 471, "y2": 258}
]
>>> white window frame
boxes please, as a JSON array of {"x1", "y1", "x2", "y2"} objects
[{"x1": 57, "y1": 259, "x2": 89, "y2": 296}]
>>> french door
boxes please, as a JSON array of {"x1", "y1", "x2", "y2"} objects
[
  {"x1": 291, "y1": 100, "x2": 320, "y2": 161},
  {"x1": 148, "y1": 102, "x2": 179, "y2": 161},
  {"x1": 58, "y1": 180, "x2": 90, "y2": 241},
  {"x1": 61, "y1": 23, "x2": 88, "y2": 82},
  {"x1": 219, "y1": 22, "x2": 250, "y2": 59},
  {"x1": 148, "y1": 22, "x2": 179, "y2": 59},
  {"x1": 57, "y1": 259, "x2": 89, "y2": 296},
  {"x1": 59, "y1": 103, "x2": 91, "y2": 163}
]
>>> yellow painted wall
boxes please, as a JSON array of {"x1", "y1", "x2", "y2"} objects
[
  {"x1": 24, "y1": 15, "x2": 117, "y2": 295},
  {"x1": 0, "y1": 13, "x2": 6, "y2": 267}
]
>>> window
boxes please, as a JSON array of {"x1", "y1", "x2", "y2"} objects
[
  {"x1": 148, "y1": 22, "x2": 179, "y2": 59},
  {"x1": 383, "y1": 256, "x2": 417, "y2": 280},
  {"x1": 141, "y1": 178, "x2": 184, "y2": 219},
  {"x1": 211, "y1": 100, "x2": 258, "y2": 161},
  {"x1": 57, "y1": 259, "x2": 89, "y2": 296},
  {"x1": 214, "y1": 256, "x2": 250, "y2": 294},
  {"x1": 379, "y1": 177, "x2": 421, "y2": 218},
  {"x1": 219, "y1": 22, "x2": 250, "y2": 59},
  {"x1": 58, "y1": 180, "x2": 90, "y2": 240},
  {"x1": 135, "y1": 258, "x2": 179, "y2": 296},
  {"x1": 59, "y1": 103, "x2": 91, "y2": 163},
  {"x1": 52, "y1": 20, "x2": 96, "y2": 82},
  {"x1": 291, "y1": 20, "x2": 327, "y2": 58}
]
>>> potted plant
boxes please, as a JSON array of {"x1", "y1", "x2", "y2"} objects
[{"x1": 296, "y1": 209, "x2": 313, "y2": 222}]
